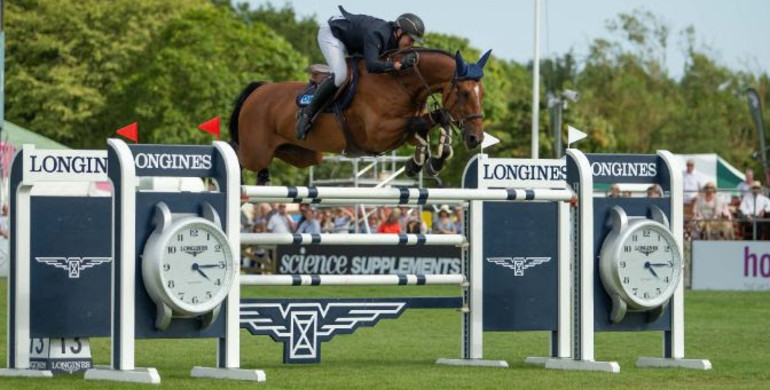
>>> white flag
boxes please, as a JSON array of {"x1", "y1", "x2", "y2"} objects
[
  {"x1": 481, "y1": 132, "x2": 500, "y2": 150},
  {"x1": 567, "y1": 125, "x2": 587, "y2": 145}
]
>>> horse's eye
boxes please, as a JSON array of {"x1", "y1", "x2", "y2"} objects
[{"x1": 461, "y1": 91, "x2": 470, "y2": 98}]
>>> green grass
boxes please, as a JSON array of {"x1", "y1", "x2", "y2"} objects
[{"x1": 1, "y1": 280, "x2": 768, "y2": 389}]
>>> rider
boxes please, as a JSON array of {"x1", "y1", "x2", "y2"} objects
[{"x1": 296, "y1": 6, "x2": 425, "y2": 140}]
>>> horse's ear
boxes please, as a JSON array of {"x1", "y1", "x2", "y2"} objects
[
  {"x1": 455, "y1": 50, "x2": 467, "y2": 76},
  {"x1": 477, "y1": 50, "x2": 492, "y2": 69}
]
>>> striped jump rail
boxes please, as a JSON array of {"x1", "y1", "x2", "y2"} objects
[
  {"x1": 240, "y1": 273, "x2": 467, "y2": 286},
  {"x1": 241, "y1": 185, "x2": 574, "y2": 204},
  {"x1": 241, "y1": 233, "x2": 465, "y2": 246},
  {"x1": 238, "y1": 197, "x2": 468, "y2": 206}
]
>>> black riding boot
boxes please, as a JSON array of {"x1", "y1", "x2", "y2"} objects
[{"x1": 296, "y1": 77, "x2": 338, "y2": 140}]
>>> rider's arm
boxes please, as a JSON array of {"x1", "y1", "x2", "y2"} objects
[{"x1": 363, "y1": 32, "x2": 397, "y2": 73}]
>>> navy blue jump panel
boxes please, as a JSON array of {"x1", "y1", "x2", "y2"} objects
[
  {"x1": 132, "y1": 191, "x2": 228, "y2": 339},
  {"x1": 29, "y1": 196, "x2": 112, "y2": 338},
  {"x1": 592, "y1": 197, "x2": 673, "y2": 331},
  {"x1": 482, "y1": 202, "x2": 559, "y2": 331}
]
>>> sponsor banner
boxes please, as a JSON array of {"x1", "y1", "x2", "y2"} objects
[
  {"x1": 29, "y1": 337, "x2": 92, "y2": 374},
  {"x1": 586, "y1": 154, "x2": 659, "y2": 184},
  {"x1": 692, "y1": 241, "x2": 770, "y2": 291},
  {"x1": 478, "y1": 156, "x2": 566, "y2": 188},
  {"x1": 276, "y1": 244, "x2": 461, "y2": 275},
  {"x1": 128, "y1": 144, "x2": 215, "y2": 177},
  {"x1": 23, "y1": 148, "x2": 108, "y2": 182}
]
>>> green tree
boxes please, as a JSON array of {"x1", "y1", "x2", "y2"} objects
[
  {"x1": 5, "y1": 0, "x2": 207, "y2": 147},
  {"x1": 233, "y1": 1, "x2": 323, "y2": 64},
  {"x1": 102, "y1": 6, "x2": 306, "y2": 145}
]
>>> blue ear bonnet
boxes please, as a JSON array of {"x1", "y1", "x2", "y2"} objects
[{"x1": 455, "y1": 50, "x2": 492, "y2": 80}]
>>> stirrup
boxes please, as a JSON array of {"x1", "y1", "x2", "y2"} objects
[{"x1": 296, "y1": 112, "x2": 313, "y2": 140}]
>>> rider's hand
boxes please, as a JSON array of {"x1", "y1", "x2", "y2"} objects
[{"x1": 393, "y1": 61, "x2": 402, "y2": 70}]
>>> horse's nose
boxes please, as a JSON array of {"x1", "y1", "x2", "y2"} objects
[{"x1": 465, "y1": 134, "x2": 481, "y2": 149}]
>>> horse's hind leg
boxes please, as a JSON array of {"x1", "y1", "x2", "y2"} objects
[{"x1": 257, "y1": 169, "x2": 270, "y2": 185}]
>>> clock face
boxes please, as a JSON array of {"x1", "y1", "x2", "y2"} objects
[
  {"x1": 616, "y1": 222, "x2": 682, "y2": 308},
  {"x1": 159, "y1": 220, "x2": 234, "y2": 314}
]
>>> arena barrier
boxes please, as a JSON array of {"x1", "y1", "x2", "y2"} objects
[{"x1": 1, "y1": 140, "x2": 711, "y2": 384}]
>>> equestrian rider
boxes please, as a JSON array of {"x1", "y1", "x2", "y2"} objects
[{"x1": 296, "y1": 6, "x2": 425, "y2": 140}]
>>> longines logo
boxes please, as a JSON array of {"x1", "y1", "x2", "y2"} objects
[
  {"x1": 181, "y1": 245, "x2": 207, "y2": 257},
  {"x1": 635, "y1": 245, "x2": 658, "y2": 256},
  {"x1": 240, "y1": 301, "x2": 407, "y2": 363},
  {"x1": 36, "y1": 257, "x2": 112, "y2": 278},
  {"x1": 481, "y1": 162, "x2": 566, "y2": 181},
  {"x1": 486, "y1": 256, "x2": 551, "y2": 276},
  {"x1": 590, "y1": 161, "x2": 657, "y2": 177},
  {"x1": 28, "y1": 155, "x2": 107, "y2": 174},
  {"x1": 134, "y1": 152, "x2": 212, "y2": 170}
]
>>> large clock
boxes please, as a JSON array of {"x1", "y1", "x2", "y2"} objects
[
  {"x1": 599, "y1": 205, "x2": 683, "y2": 323},
  {"x1": 141, "y1": 202, "x2": 236, "y2": 330}
]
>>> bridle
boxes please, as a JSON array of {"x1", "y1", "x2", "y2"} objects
[
  {"x1": 392, "y1": 49, "x2": 484, "y2": 131},
  {"x1": 442, "y1": 78, "x2": 484, "y2": 128}
]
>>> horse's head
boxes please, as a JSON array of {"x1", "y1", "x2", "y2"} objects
[{"x1": 441, "y1": 50, "x2": 492, "y2": 149}]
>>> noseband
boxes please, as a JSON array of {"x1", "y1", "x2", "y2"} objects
[{"x1": 443, "y1": 78, "x2": 484, "y2": 128}]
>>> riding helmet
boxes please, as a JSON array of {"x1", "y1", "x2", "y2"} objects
[{"x1": 395, "y1": 13, "x2": 425, "y2": 43}]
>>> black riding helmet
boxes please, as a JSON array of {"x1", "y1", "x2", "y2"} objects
[{"x1": 395, "y1": 13, "x2": 425, "y2": 43}]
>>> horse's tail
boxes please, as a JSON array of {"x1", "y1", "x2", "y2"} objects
[{"x1": 229, "y1": 81, "x2": 265, "y2": 146}]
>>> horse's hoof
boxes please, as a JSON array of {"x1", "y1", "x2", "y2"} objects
[
  {"x1": 424, "y1": 157, "x2": 444, "y2": 177},
  {"x1": 404, "y1": 159, "x2": 423, "y2": 177}
]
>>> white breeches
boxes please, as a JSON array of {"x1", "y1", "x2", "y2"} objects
[{"x1": 318, "y1": 21, "x2": 348, "y2": 87}]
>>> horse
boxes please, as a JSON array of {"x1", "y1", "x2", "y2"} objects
[{"x1": 229, "y1": 48, "x2": 492, "y2": 185}]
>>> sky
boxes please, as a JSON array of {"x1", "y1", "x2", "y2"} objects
[{"x1": 245, "y1": 0, "x2": 769, "y2": 79}]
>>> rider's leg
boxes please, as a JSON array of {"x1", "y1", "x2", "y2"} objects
[{"x1": 296, "y1": 22, "x2": 344, "y2": 140}]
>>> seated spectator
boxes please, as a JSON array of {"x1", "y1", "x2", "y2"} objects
[
  {"x1": 646, "y1": 184, "x2": 663, "y2": 198},
  {"x1": 736, "y1": 169, "x2": 754, "y2": 198},
  {"x1": 377, "y1": 208, "x2": 402, "y2": 233},
  {"x1": 319, "y1": 209, "x2": 335, "y2": 233},
  {"x1": 332, "y1": 207, "x2": 354, "y2": 233},
  {"x1": 453, "y1": 206, "x2": 465, "y2": 234},
  {"x1": 267, "y1": 204, "x2": 294, "y2": 233},
  {"x1": 738, "y1": 180, "x2": 770, "y2": 239},
  {"x1": 240, "y1": 202, "x2": 256, "y2": 232},
  {"x1": 296, "y1": 206, "x2": 321, "y2": 234},
  {"x1": 433, "y1": 205, "x2": 457, "y2": 234},
  {"x1": 405, "y1": 217, "x2": 427, "y2": 234},
  {"x1": 694, "y1": 181, "x2": 733, "y2": 240},
  {"x1": 607, "y1": 183, "x2": 621, "y2": 197},
  {"x1": 0, "y1": 204, "x2": 9, "y2": 239},
  {"x1": 252, "y1": 203, "x2": 272, "y2": 233}
]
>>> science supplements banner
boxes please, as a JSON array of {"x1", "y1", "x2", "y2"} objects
[{"x1": 276, "y1": 245, "x2": 462, "y2": 275}]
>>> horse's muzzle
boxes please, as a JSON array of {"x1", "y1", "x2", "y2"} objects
[{"x1": 464, "y1": 133, "x2": 482, "y2": 149}]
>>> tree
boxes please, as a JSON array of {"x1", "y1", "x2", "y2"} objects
[
  {"x1": 101, "y1": 6, "x2": 307, "y2": 145},
  {"x1": 5, "y1": 0, "x2": 207, "y2": 147}
]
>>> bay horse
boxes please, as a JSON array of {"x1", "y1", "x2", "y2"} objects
[{"x1": 229, "y1": 48, "x2": 491, "y2": 185}]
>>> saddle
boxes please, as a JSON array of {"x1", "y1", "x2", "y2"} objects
[
  {"x1": 295, "y1": 58, "x2": 360, "y2": 111},
  {"x1": 296, "y1": 58, "x2": 369, "y2": 156}
]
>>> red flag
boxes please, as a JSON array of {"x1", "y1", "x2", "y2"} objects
[
  {"x1": 198, "y1": 116, "x2": 221, "y2": 139},
  {"x1": 116, "y1": 122, "x2": 138, "y2": 143}
]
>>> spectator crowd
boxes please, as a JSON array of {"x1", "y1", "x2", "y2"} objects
[{"x1": 240, "y1": 203, "x2": 464, "y2": 236}]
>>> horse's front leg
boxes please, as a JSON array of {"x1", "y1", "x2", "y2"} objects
[
  {"x1": 423, "y1": 110, "x2": 454, "y2": 177},
  {"x1": 404, "y1": 115, "x2": 433, "y2": 178}
]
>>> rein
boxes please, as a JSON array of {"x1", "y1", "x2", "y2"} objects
[{"x1": 392, "y1": 49, "x2": 484, "y2": 130}]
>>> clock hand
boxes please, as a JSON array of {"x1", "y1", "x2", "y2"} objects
[
  {"x1": 198, "y1": 264, "x2": 221, "y2": 269},
  {"x1": 191, "y1": 263, "x2": 211, "y2": 280},
  {"x1": 644, "y1": 262, "x2": 659, "y2": 278},
  {"x1": 649, "y1": 262, "x2": 672, "y2": 267}
]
